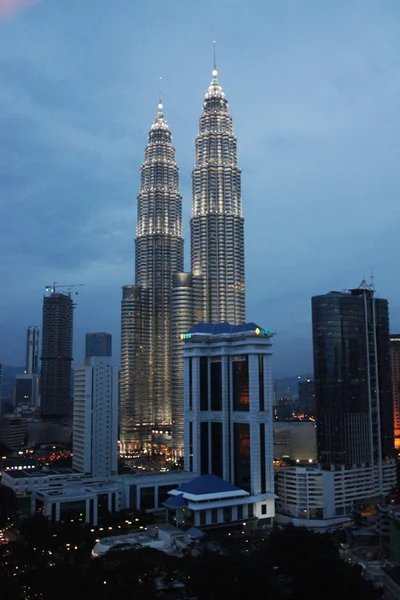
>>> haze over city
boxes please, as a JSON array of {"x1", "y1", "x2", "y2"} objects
[{"x1": 0, "y1": 0, "x2": 399, "y2": 376}]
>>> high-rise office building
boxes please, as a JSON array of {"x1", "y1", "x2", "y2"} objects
[
  {"x1": 298, "y1": 379, "x2": 316, "y2": 415},
  {"x1": 190, "y1": 65, "x2": 245, "y2": 324},
  {"x1": 73, "y1": 357, "x2": 118, "y2": 478},
  {"x1": 14, "y1": 374, "x2": 39, "y2": 407},
  {"x1": 183, "y1": 323, "x2": 275, "y2": 521},
  {"x1": 26, "y1": 326, "x2": 39, "y2": 374},
  {"x1": 85, "y1": 332, "x2": 112, "y2": 358},
  {"x1": 312, "y1": 282, "x2": 394, "y2": 468},
  {"x1": 171, "y1": 64, "x2": 246, "y2": 454},
  {"x1": 120, "y1": 100, "x2": 183, "y2": 452},
  {"x1": 40, "y1": 292, "x2": 73, "y2": 422},
  {"x1": 390, "y1": 334, "x2": 400, "y2": 451}
]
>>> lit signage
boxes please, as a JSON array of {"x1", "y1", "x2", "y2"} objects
[
  {"x1": 255, "y1": 328, "x2": 272, "y2": 336},
  {"x1": 180, "y1": 333, "x2": 192, "y2": 340}
]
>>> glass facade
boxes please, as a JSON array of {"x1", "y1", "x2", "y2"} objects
[
  {"x1": 210, "y1": 360, "x2": 222, "y2": 410},
  {"x1": 234, "y1": 423, "x2": 251, "y2": 491},
  {"x1": 260, "y1": 423, "x2": 266, "y2": 494},
  {"x1": 200, "y1": 421, "x2": 209, "y2": 474},
  {"x1": 258, "y1": 354, "x2": 264, "y2": 411},
  {"x1": 140, "y1": 486, "x2": 155, "y2": 510},
  {"x1": 312, "y1": 287, "x2": 394, "y2": 466},
  {"x1": 233, "y1": 357, "x2": 249, "y2": 411},
  {"x1": 211, "y1": 422, "x2": 223, "y2": 477},
  {"x1": 200, "y1": 357, "x2": 208, "y2": 411}
]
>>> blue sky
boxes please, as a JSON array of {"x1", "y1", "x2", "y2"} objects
[{"x1": 0, "y1": 0, "x2": 399, "y2": 377}]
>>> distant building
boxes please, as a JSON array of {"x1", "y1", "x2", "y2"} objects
[
  {"x1": 312, "y1": 282, "x2": 394, "y2": 467},
  {"x1": 390, "y1": 335, "x2": 400, "y2": 452},
  {"x1": 14, "y1": 373, "x2": 39, "y2": 408},
  {"x1": 26, "y1": 326, "x2": 39, "y2": 374},
  {"x1": 40, "y1": 292, "x2": 73, "y2": 422},
  {"x1": 85, "y1": 332, "x2": 112, "y2": 358},
  {"x1": 183, "y1": 323, "x2": 276, "y2": 525},
  {"x1": 0, "y1": 415, "x2": 28, "y2": 450},
  {"x1": 274, "y1": 397, "x2": 294, "y2": 420},
  {"x1": 298, "y1": 379, "x2": 315, "y2": 415},
  {"x1": 273, "y1": 422, "x2": 317, "y2": 463},
  {"x1": 73, "y1": 357, "x2": 118, "y2": 478}
]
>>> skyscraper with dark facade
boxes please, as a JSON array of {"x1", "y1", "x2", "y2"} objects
[
  {"x1": 40, "y1": 292, "x2": 73, "y2": 422},
  {"x1": 312, "y1": 283, "x2": 394, "y2": 468},
  {"x1": 390, "y1": 334, "x2": 400, "y2": 451},
  {"x1": 120, "y1": 100, "x2": 183, "y2": 452},
  {"x1": 171, "y1": 64, "x2": 246, "y2": 454},
  {"x1": 85, "y1": 332, "x2": 112, "y2": 358}
]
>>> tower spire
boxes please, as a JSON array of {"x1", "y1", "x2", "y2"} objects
[
  {"x1": 157, "y1": 76, "x2": 163, "y2": 118},
  {"x1": 212, "y1": 40, "x2": 218, "y2": 77}
]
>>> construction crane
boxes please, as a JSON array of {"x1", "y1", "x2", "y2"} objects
[{"x1": 45, "y1": 282, "x2": 84, "y2": 296}]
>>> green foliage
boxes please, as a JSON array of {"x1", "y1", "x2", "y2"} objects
[
  {"x1": 0, "y1": 520, "x2": 382, "y2": 600},
  {"x1": 0, "y1": 484, "x2": 17, "y2": 526}
]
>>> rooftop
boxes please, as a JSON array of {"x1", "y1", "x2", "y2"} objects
[
  {"x1": 175, "y1": 474, "x2": 244, "y2": 496},
  {"x1": 186, "y1": 322, "x2": 273, "y2": 338},
  {"x1": 163, "y1": 493, "x2": 188, "y2": 509}
]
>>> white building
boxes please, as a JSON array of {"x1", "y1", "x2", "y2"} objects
[
  {"x1": 164, "y1": 473, "x2": 271, "y2": 529},
  {"x1": 275, "y1": 461, "x2": 396, "y2": 529},
  {"x1": 183, "y1": 323, "x2": 276, "y2": 525},
  {"x1": 73, "y1": 357, "x2": 118, "y2": 478}
]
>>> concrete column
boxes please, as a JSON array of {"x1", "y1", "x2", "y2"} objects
[
  {"x1": 93, "y1": 498, "x2": 98, "y2": 526},
  {"x1": 30, "y1": 495, "x2": 36, "y2": 515},
  {"x1": 107, "y1": 493, "x2": 112, "y2": 512},
  {"x1": 55, "y1": 502, "x2": 61, "y2": 522},
  {"x1": 85, "y1": 498, "x2": 91, "y2": 524}
]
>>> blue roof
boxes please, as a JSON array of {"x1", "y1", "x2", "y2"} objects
[
  {"x1": 188, "y1": 322, "x2": 263, "y2": 336},
  {"x1": 163, "y1": 493, "x2": 188, "y2": 509},
  {"x1": 176, "y1": 474, "x2": 243, "y2": 496}
]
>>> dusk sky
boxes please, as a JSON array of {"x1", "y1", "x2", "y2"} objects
[{"x1": 0, "y1": 0, "x2": 399, "y2": 377}]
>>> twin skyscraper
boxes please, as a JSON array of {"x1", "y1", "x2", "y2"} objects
[{"x1": 120, "y1": 65, "x2": 246, "y2": 456}]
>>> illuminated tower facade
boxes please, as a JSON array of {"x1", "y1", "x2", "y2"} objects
[
  {"x1": 120, "y1": 101, "x2": 183, "y2": 452},
  {"x1": 191, "y1": 65, "x2": 245, "y2": 324},
  {"x1": 171, "y1": 64, "x2": 246, "y2": 455},
  {"x1": 390, "y1": 335, "x2": 400, "y2": 451}
]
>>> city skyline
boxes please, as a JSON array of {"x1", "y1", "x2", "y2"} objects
[{"x1": 0, "y1": 0, "x2": 400, "y2": 378}]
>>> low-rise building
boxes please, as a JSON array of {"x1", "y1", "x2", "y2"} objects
[
  {"x1": 2, "y1": 468, "x2": 197, "y2": 526},
  {"x1": 164, "y1": 473, "x2": 274, "y2": 530},
  {"x1": 275, "y1": 461, "x2": 396, "y2": 529}
]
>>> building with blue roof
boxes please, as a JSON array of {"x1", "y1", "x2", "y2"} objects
[
  {"x1": 163, "y1": 473, "x2": 272, "y2": 529},
  {"x1": 180, "y1": 323, "x2": 276, "y2": 528}
]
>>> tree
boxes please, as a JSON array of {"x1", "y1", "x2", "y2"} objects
[{"x1": 0, "y1": 484, "x2": 17, "y2": 526}]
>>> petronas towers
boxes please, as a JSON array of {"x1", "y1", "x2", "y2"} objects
[{"x1": 120, "y1": 63, "x2": 245, "y2": 454}]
